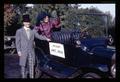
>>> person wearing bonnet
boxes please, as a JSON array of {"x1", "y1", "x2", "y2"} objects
[{"x1": 35, "y1": 11, "x2": 61, "y2": 39}]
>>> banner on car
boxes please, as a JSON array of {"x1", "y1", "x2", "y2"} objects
[{"x1": 49, "y1": 42, "x2": 65, "y2": 58}]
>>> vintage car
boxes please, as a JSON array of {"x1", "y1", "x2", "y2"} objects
[{"x1": 34, "y1": 28, "x2": 116, "y2": 78}]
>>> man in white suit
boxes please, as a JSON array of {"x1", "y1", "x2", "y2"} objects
[{"x1": 15, "y1": 14, "x2": 50, "y2": 78}]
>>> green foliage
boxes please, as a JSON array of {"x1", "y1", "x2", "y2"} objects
[
  {"x1": 4, "y1": 4, "x2": 115, "y2": 37},
  {"x1": 4, "y1": 4, "x2": 16, "y2": 28}
]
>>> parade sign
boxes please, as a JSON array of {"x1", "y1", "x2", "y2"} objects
[{"x1": 49, "y1": 42, "x2": 65, "y2": 58}]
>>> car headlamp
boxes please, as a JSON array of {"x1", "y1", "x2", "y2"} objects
[
  {"x1": 111, "y1": 53, "x2": 116, "y2": 78},
  {"x1": 108, "y1": 35, "x2": 114, "y2": 45}
]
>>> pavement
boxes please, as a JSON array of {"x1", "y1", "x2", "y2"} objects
[
  {"x1": 4, "y1": 53, "x2": 51, "y2": 79},
  {"x1": 4, "y1": 54, "x2": 21, "y2": 78}
]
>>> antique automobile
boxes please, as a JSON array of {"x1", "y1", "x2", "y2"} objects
[
  {"x1": 4, "y1": 36, "x2": 16, "y2": 54},
  {"x1": 34, "y1": 28, "x2": 116, "y2": 78}
]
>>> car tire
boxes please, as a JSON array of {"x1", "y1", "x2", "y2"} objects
[
  {"x1": 82, "y1": 72, "x2": 101, "y2": 78},
  {"x1": 34, "y1": 65, "x2": 42, "y2": 78}
]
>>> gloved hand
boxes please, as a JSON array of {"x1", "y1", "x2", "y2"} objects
[
  {"x1": 51, "y1": 10, "x2": 58, "y2": 18},
  {"x1": 18, "y1": 51, "x2": 22, "y2": 56},
  {"x1": 47, "y1": 38, "x2": 51, "y2": 42}
]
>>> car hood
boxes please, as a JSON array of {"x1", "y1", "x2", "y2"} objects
[{"x1": 81, "y1": 38, "x2": 107, "y2": 50}]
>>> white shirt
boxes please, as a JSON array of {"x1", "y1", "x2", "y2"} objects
[
  {"x1": 24, "y1": 26, "x2": 30, "y2": 31},
  {"x1": 23, "y1": 26, "x2": 30, "y2": 39}
]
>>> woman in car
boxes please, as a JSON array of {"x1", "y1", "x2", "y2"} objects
[{"x1": 34, "y1": 11, "x2": 60, "y2": 39}]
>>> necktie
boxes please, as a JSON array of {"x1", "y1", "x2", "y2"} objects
[{"x1": 26, "y1": 29, "x2": 30, "y2": 39}]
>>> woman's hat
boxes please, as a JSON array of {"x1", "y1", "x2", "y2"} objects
[
  {"x1": 38, "y1": 12, "x2": 51, "y2": 21},
  {"x1": 36, "y1": 12, "x2": 51, "y2": 26}
]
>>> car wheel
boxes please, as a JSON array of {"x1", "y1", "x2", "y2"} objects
[
  {"x1": 82, "y1": 72, "x2": 101, "y2": 78},
  {"x1": 34, "y1": 65, "x2": 42, "y2": 78}
]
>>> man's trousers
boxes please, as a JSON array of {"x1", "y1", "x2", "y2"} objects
[{"x1": 21, "y1": 53, "x2": 34, "y2": 78}]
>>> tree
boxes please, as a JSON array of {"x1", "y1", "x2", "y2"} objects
[
  {"x1": 4, "y1": 4, "x2": 115, "y2": 37},
  {"x1": 4, "y1": 4, "x2": 25, "y2": 35},
  {"x1": 4, "y1": 4, "x2": 16, "y2": 27}
]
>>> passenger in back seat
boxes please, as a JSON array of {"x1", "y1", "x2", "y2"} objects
[{"x1": 34, "y1": 11, "x2": 61, "y2": 39}]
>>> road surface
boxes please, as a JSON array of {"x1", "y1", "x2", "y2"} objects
[{"x1": 4, "y1": 53, "x2": 51, "y2": 79}]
